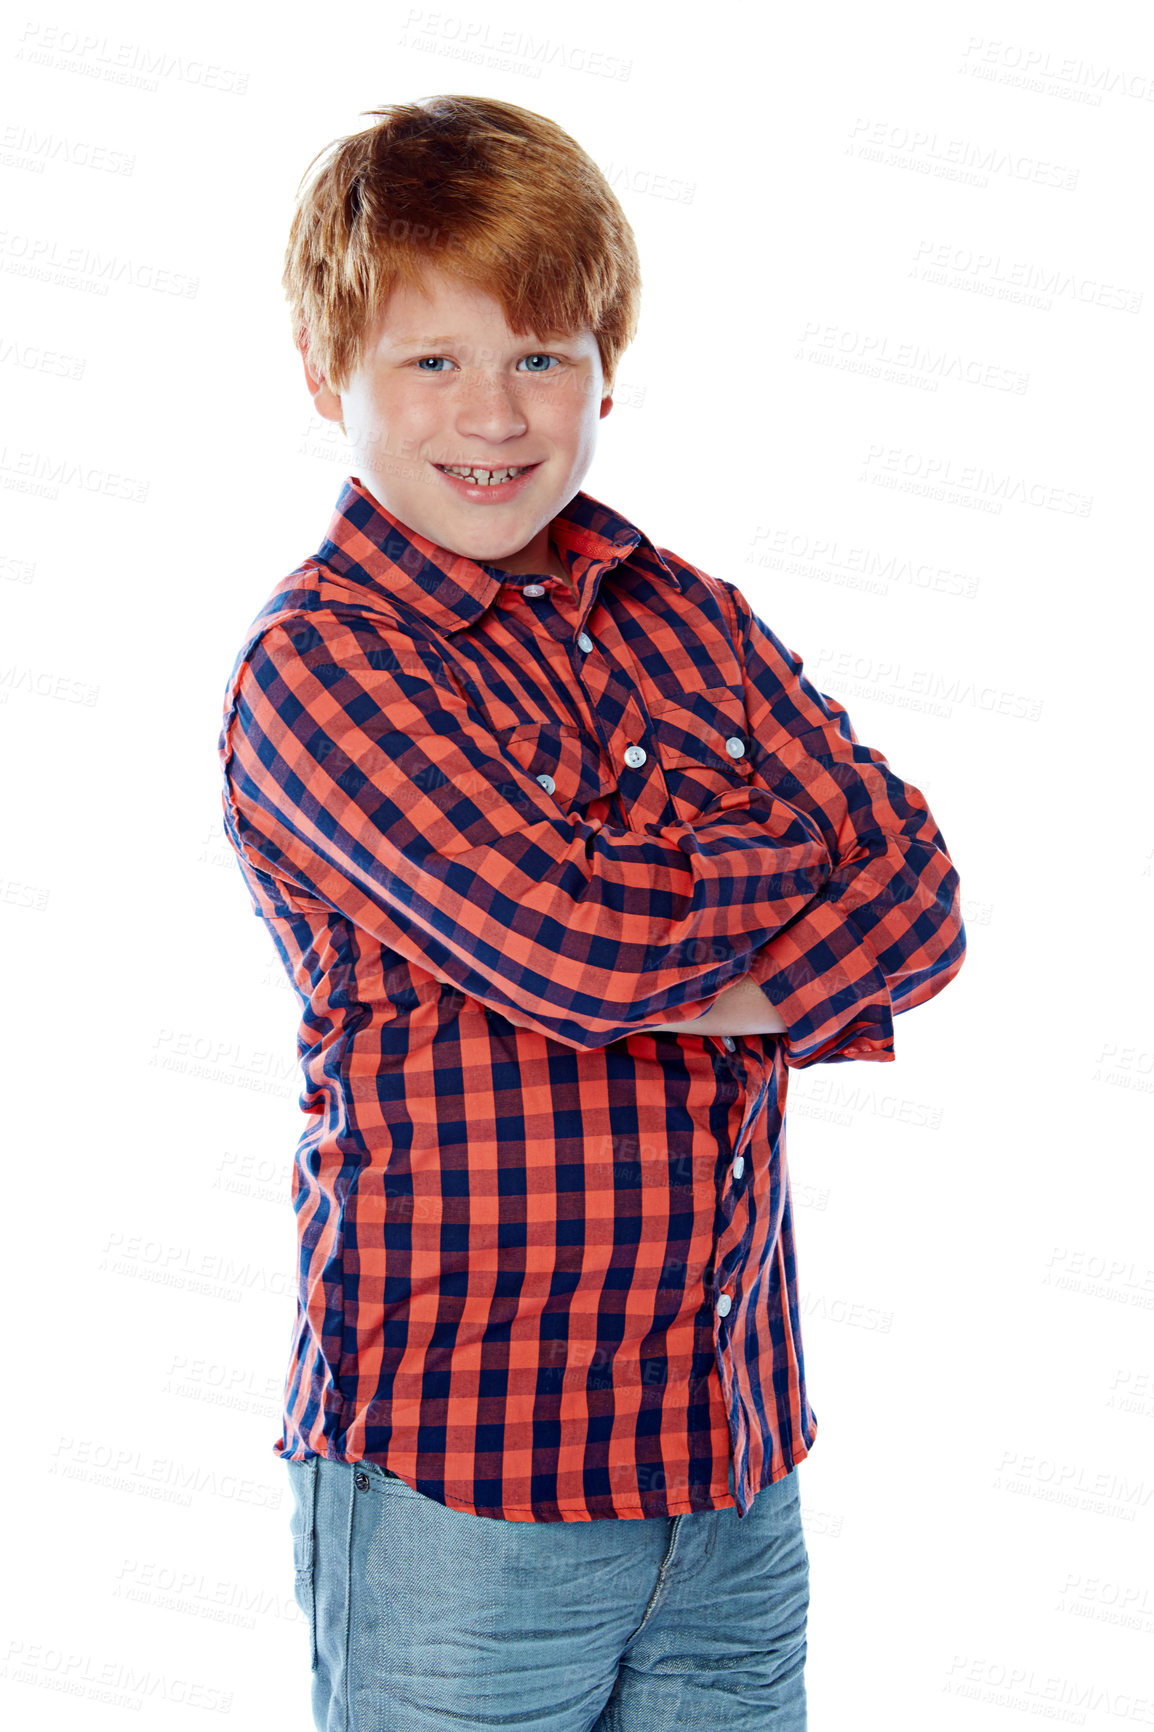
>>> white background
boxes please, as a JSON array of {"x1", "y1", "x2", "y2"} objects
[{"x1": 3, "y1": 0, "x2": 1152, "y2": 1726}]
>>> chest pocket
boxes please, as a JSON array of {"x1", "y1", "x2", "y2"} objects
[
  {"x1": 496, "y1": 720, "x2": 619, "y2": 824},
  {"x1": 645, "y1": 684, "x2": 755, "y2": 822}
]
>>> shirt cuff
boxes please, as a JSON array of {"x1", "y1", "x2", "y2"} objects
[{"x1": 746, "y1": 898, "x2": 896, "y2": 1067}]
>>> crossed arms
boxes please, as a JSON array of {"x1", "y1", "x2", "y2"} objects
[{"x1": 221, "y1": 577, "x2": 965, "y2": 1068}]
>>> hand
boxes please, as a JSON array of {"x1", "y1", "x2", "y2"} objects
[{"x1": 635, "y1": 973, "x2": 788, "y2": 1037}]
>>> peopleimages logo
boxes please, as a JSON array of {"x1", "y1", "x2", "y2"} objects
[
  {"x1": 846, "y1": 115, "x2": 1079, "y2": 190},
  {"x1": 395, "y1": 10, "x2": 632, "y2": 81},
  {"x1": 0, "y1": 121, "x2": 135, "y2": 175},
  {"x1": 0, "y1": 445, "x2": 148, "y2": 503},
  {"x1": 0, "y1": 228, "x2": 198, "y2": 297},
  {"x1": 859, "y1": 443, "x2": 1093, "y2": 516},
  {"x1": 912, "y1": 238, "x2": 1142, "y2": 313},
  {"x1": 809, "y1": 647, "x2": 1044, "y2": 722},
  {"x1": 14, "y1": 22, "x2": 250, "y2": 95},
  {"x1": 958, "y1": 35, "x2": 1154, "y2": 105},
  {"x1": 746, "y1": 525, "x2": 980, "y2": 601}
]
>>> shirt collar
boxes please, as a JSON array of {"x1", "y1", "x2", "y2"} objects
[{"x1": 312, "y1": 474, "x2": 681, "y2": 635}]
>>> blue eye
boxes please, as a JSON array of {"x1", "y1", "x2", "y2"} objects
[{"x1": 412, "y1": 354, "x2": 560, "y2": 373}]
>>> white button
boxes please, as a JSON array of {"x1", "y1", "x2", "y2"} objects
[
  {"x1": 716, "y1": 1293, "x2": 732, "y2": 1317},
  {"x1": 523, "y1": 583, "x2": 545, "y2": 598},
  {"x1": 577, "y1": 632, "x2": 593, "y2": 653},
  {"x1": 623, "y1": 744, "x2": 647, "y2": 769},
  {"x1": 732, "y1": 1155, "x2": 745, "y2": 1179},
  {"x1": 536, "y1": 773, "x2": 555, "y2": 794},
  {"x1": 722, "y1": 1036, "x2": 736, "y2": 1052},
  {"x1": 725, "y1": 737, "x2": 746, "y2": 758}
]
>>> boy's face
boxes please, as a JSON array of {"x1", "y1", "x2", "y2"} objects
[{"x1": 300, "y1": 264, "x2": 614, "y2": 582}]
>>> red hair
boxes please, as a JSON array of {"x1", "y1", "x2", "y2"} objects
[{"x1": 282, "y1": 94, "x2": 642, "y2": 394}]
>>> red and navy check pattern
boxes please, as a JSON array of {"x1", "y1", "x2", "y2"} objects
[{"x1": 218, "y1": 475, "x2": 965, "y2": 1521}]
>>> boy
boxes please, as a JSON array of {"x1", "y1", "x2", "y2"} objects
[{"x1": 218, "y1": 94, "x2": 965, "y2": 1731}]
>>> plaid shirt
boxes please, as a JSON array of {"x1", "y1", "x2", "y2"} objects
[{"x1": 218, "y1": 475, "x2": 965, "y2": 1522}]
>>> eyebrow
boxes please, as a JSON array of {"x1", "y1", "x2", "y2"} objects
[{"x1": 389, "y1": 333, "x2": 576, "y2": 349}]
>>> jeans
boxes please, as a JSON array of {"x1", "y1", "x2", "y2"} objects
[{"x1": 286, "y1": 1454, "x2": 809, "y2": 1730}]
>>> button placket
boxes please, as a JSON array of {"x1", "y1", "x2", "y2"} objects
[
  {"x1": 612, "y1": 705, "x2": 673, "y2": 832},
  {"x1": 734, "y1": 1075, "x2": 769, "y2": 1156}
]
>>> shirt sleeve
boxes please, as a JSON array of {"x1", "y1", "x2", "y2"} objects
[
  {"x1": 219, "y1": 606, "x2": 835, "y2": 1052},
  {"x1": 716, "y1": 578, "x2": 967, "y2": 1068}
]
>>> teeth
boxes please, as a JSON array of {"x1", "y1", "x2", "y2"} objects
[{"x1": 438, "y1": 464, "x2": 531, "y2": 485}]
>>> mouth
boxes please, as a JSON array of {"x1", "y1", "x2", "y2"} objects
[{"x1": 432, "y1": 461, "x2": 541, "y2": 498}]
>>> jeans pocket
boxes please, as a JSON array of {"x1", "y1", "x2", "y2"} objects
[{"x1": 285, "y1": 1457, "x2": 319, "y2": 1673}]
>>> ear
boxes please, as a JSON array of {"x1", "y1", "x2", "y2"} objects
[
  {"x1": 298, "y1": 330, "x2": 344, "y2": 424},
  {"x1": 599, "y1": 393, "x2": 614, "y2": 420}
]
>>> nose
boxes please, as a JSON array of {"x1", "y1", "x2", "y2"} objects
[{"x1": 453, "y1": 373, "x2": 529, "y2": 443}]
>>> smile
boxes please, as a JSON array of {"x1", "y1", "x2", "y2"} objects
[
  {"x1": 432, "y1": 462, "x2": 541, "y2": 497},
  {"x1": 435, "y1": 463, "x2": 536, "y2": 484}
]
